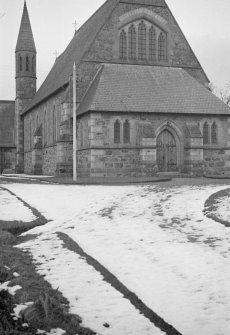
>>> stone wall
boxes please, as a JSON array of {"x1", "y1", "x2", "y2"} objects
[
  {"x1": 23, "y1": 88, "x2": 67, "y2": 175},
  {"x1": 75, "y1": 112, "x2": 230, "y2": 178}
]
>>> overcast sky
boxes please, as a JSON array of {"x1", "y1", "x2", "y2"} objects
[{"x1": 1, "y1": 0, "x2": 230, "y2": 100}]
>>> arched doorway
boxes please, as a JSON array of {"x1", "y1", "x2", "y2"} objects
[{"x1": 156, "y1": 129, "x2": 177, "y2": 172}]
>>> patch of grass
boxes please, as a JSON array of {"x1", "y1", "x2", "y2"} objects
[{"x1": 0, "y1": 242, "x2": 96, "y2": 335}]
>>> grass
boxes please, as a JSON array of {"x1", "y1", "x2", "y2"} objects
[
  {"x1": 0, "y1": 235, "x2": 96, "y2": 335},
  {"x1": 0, "y1": 186, "x2": 96, "y2": 335}
]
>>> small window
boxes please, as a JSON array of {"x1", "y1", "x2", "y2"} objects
[
  {"x1": 138, "y1": 21, "x2": 147, "y2": 60},
  {"x1": 29, "y1": 118, "x2": 32, "y2": 150},
  {"x1": 211, "y1": 122, "x2": 218, "y2": 144},
  {"x1": 149, "y1": 26, "x2": 156, "y2": 61},
  {"x1": 114, "y1": 120, "x2": 121, "y2": 144},
  {"x1": 158, "y1": 32, "x2": 166, "y2": 61},
  {"x1": 53, "y1": 106, "x2": 56, "y2": 143},
  {"x1": 203, "y1": 122, "x2": 209, "y2": 144},
  {"x1": 119, "y1": 30, "x2": 127, "y2": 60},
  {"x1": 19, "y1": 55, "x2": 22, "y2": 71},
  {"x1": 32, "y1": 55, "x2": 35, "y2": 72},
  {"x1": 123, "y1": 120, "x2": 130, "y2": 144},
  {"x1": 44, "y1": 111, "x2": 47, "y2": 145},
  {"x1": 26, "y1": 55, "x2": 29, "y2": 71},
  {"x1": 128, "y1": 25, "x2": 137, "y2": 60},
  {"x1": 36, "y1": 113, "x2": 39, "y2": 129}
]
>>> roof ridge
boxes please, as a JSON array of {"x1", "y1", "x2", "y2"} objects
[{"x1": 25, "y1": 0, "x2": 120, "y2": 113}]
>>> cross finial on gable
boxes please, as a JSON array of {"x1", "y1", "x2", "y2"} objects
[{"x1": 73, "y1": 20, "x2": 78, "y2": 32}]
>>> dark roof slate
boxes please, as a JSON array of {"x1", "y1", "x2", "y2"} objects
[
  {"x1": 0, "y1": 101, "x2": 15, "y2": 147},
  {"x1": 16, "y1": 2, "x2": 36, "y2": 53},
  {"x1": 25, "y1": 0, "x2": 119, "y2": 112},
  {"x1": 77, "y1": 63, "x2": 230, "y2": 115}
]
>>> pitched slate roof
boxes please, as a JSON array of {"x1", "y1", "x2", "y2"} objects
[
  {"x1": 15, "y1": 2, "x2": 36, "y2": 53},
  {"x1": 25, "y1": 0, "x2": 119, "y2": 113},
  {"x1": 0, "y1": 101, "x2": 15, "y2": 147},
  {"x1": 77, "y1": 63, "x2": 230, "y2": 115}
]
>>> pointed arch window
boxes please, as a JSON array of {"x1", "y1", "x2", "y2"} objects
[
  {"x1": 44, "y1": 110, "x2": 47, "y2": 145},
  {"x1": 203, "y1": 122, "x2": 209, "y2": 144},
  {"x1": 149, "y1": 26, "x2": 156, "y2": 61},
  {"x1": 128, "y1": 25, "x2": 136, "y2": 60},
  {"x1": 29, "y1": 118, "x2": 32, "y2": 150},
  {"x1": 119, "y1": 29, "x2": 127, "y2": 60},
  {"x1": 19, "y1": 55, "x2": 23, "y2": 72},
  {"x1": 123, "y1": 120, "x2": 130, "y2": 144},
  {"x1": 158, "y1": 32, "x2": 166, "y2": 61},
  {"x1": 36, "y1": 113, "x2": 39, "y2": 130},
  {"x1": 26, "y1": 55, "x2": 29, "y2": 71},
  {"x1": 53, "y1": 106, "x2": 56, "y2": 143},
  {"x1": 138, "y1": 21, "x2": 147, "y2": 60},
  {"x1": 32, "y1": 55, "x2": 35, "y2": 72},
  {"x1": 114, "y1": 120, "x2": 121, "y2": 144},
  {"x1": 211, "y1": 122, "x2": 218, "y2": 144}
]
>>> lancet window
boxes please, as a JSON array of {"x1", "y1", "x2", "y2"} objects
[
  {"x1": 123, "y1": 120, "x2": 130, "y2": 143},
  {"x1": 119, "y1": 29, "x2": 127, "y2": 59},
  {"x1": 203, "y1": 122, "x2": 209, "y2": 145},
  {"x1": 211, "y1": 122, "x2": 218, "y2": 144},
  {"x1": 128, "y1": 25, "x2": 137, "y2": 60},
  {"x1": 114, "y1": 120, "x2": 121, "y2": 144},
  {"x1": 119, "y1": 19, "x2": 167, "y2": 62}
]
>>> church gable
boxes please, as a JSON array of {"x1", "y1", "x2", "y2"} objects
[{"x1": 84, "y1": 0, "x2": 208, "y2": 85}]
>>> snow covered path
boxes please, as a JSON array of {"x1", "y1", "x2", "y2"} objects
[
  {"x1": 3, "y1": 182, "x2": 230, "y2": 335},
  {"x1": 0, "y1": 187, "x2": 35, "y2": 222}
]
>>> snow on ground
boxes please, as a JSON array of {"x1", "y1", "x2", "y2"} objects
[
  {"x1": 20, "y1": 233, "x2": 164, "y2": 335},
  {"x1": 0, "y1": 188, "x2": 35, "y2": 222},
  {"x1": 4, "y1": 182, "x2": 230, "y2": 335},
  {"x1": 0, "y1": 281, "x2": 22, "y2": 295},
  {"x1": 213, "y1": 195, "x2": 230, "y2": 222}
]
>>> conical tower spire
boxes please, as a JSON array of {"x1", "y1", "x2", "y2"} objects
[{"x1": 15, "y1": 1, "x2": 36, "y2": 52}]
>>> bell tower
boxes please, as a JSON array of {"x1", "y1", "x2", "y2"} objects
[{"x1": 15, "y1": 1, "x2": 36, "y2": 172}]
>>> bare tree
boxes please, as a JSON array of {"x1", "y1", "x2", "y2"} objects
[
  {"x1": 209, "y1": 82, "x2": 230, "y2": 106},
  {"x1": 0, "y1": 12, "x2": 5, "y2": 19}
]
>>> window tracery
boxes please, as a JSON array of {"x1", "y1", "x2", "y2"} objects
[
  {"x1": 119, "y1": 30, "x2": 127, "y2": 59},
  {"x1": 119, "y1": 19, "x2": 167, "y2": 62},
  {"x1": 138, "y1": 21, "x2": 147, "y2": 60},
  {"x1": 158, "y1": 32, "x2": 166, "y2": 61},
  {"x1": 149, "y1": 26, "x2": 156, "y2": 61},
  {"x1": 128, "y1": 25, "x2": 137, "y2": 60}
]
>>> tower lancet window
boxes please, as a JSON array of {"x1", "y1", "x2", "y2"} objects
[
  {"x1": 32, "y1": 55, "x2": 35, "y2": 72},
  {"x1": 119, "y1": 19, "x2": 167, "y2": 62},
  {"x1": 19, "y1": 55, "x2": 23, "y2": 72},
  {"x1": 26, "y1": 55, "x2": 29, "y2": 71}
]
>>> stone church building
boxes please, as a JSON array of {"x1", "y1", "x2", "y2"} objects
[{"x1": 1, "y1": 0, "x2": 230, "y2": 178}]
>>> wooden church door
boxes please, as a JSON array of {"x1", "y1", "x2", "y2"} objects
[{"x1": 157, "y1": 130, "x2": 177, "y2": 172}]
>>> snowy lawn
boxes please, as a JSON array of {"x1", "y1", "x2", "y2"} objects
[
  {"x1": 213, "y1": 195, "x2": 230, "y2": 223},
  {"x1": 0, "y1": 187, "x2": 35, "y2": 222},
  {"x1": 3, "y1": 182, "x2": 230, "y2": 335}
]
